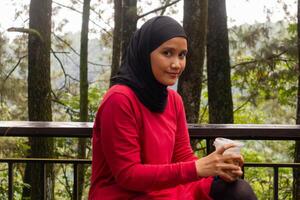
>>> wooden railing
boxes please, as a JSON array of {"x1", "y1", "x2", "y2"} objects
[{"x1": 1, "y1": 121, "x2": 300, "y2": 200}]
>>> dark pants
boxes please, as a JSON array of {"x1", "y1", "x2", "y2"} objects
[{"x1": 209, "y1": 178, "x2": 258, "y2": 200}]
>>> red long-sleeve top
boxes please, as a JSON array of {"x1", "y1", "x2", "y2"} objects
[{"x1": 89, "y1": 85, "x2": 213, "y2": 199}]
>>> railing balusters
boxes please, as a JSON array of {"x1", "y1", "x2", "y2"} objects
[
  {"x1": 241, "y1": 165, "x2": 245, "y2": 179},
  {"x1": 2, "y1": 159, "x2": 295, "y2": 199},
  {"x1": 73, "y1": 163, "x2": 78, "y2": 200},
  {"x1": 0, "y1": 159, "x2": 91, "y2": 200},
  {"x1": 8, "y1": 162, "x2": 13, "y2": 200},
  {"x1": 274, "y1": 167, "x2": 279, "y2": 200},
  {"x1": 41, "y1": 162, "x2": 46, "y2": 200},
  {"x1": 206, "y1": 139, "x2": 210, "y2": 153}
]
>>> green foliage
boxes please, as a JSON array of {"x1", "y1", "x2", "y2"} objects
[
  {"x1": 195, "y1": 18, "x2": 299, "y2": 199},
  {"x1": 58, "y1": 84, "x2": 106, "y2": 121},
  {"x1": 51, "y1": 84, "x2": 106, "y2": 199},
  {"x1": 0, "y1": 163, "x2": 30, "y2": 200},
  {"x1": 0, "y1": 32, "x2": 28, "y2": 121},
  {"x1": 230, "y1": 21, "x2": 298, "y2": 114},
  {"x1": 241, "y1": 140, "x2": 294, "y2": 198},
  {"x1": 228, "y1": 20, "x2": 298, "y2": 198},
  {"x1": 244, "y1": 167, "x2": 293, "y2": 200}
]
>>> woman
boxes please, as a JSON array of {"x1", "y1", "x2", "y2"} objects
[{"x1": 89, "y1": 16, "x2": 257, "y2": 200}]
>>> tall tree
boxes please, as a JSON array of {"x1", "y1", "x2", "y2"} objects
[
  {"x1": 109, "y1": 0, "x2": 122, "y2": 85},
  {"x1": 207, "y1": 0, "x2": 233, "y2": 124},
  {"x1": 23, "y1": 0, "x2": 54, "y2": 199},
  {"x1": 294, "y1": 1, "x2": 300, "y2": 199},
  {"x1": 178, "y1": 0, "x2": 207, "y2": 123},
  {"x1": 78, "y1": 0, "x2": 91, "y2": 199},
  {"x1": 79, "y1": 0, "x2": 90, "y2": 124},
  {"x1": 121, "y1": 0, "x2": 137, "y2": 59}
]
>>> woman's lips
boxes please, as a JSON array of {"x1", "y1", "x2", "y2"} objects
[{"x1": 167, "y1": 72, "x2": 180, "y2": 78}]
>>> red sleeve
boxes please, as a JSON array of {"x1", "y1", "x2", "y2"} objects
[
  {"x1": 172, "y1": 94, "x2": 198, "y2": 162},
  {"x1": 100, "y1": 93, "x2": 198, "y2": 192}
]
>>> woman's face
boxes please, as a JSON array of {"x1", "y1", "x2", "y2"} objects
[{"x1": 150, "y1": 37, "x2": 187, "y2": 86}]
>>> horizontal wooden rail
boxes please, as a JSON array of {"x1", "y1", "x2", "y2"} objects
[
  {"x1": 0, "y1": 121, "x2": 93, "y2": 137},
  {"x1": 2, "y1": 121, "x2": 300, "y2": 140},
  {"x1": 0, "y1": 158, "x2": 91, "y2": 164},
  {"x1": 188, "y1": 124, "x2": 300, "y2": 140}
]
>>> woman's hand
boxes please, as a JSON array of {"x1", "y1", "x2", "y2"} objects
[{"x1": 195, "y1": 144, "x2": 244, "y2": 182}]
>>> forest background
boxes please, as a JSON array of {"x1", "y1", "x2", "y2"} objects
[{"x1": 0, "y1": 0, "x2": 299, "y2": 199}]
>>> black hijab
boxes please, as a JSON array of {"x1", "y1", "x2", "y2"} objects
[{"x1": 111, "y1": 16, "x2": 187, "y2": 113}]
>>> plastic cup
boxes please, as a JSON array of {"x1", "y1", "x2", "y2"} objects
[
  {"x1": 213, "y1": 137, "x2": 244, "y2": 155},
  {"x1": 213, "y1": 137, "x2": 244, "y2": 174}
]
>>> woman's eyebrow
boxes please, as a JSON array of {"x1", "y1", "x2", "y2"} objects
[
  {"x1": 161, "y1": 46, "x2": 188, "y2": 52},
  {"x1": 181, "y1": 49, "x2": 188, "y2": 53}
]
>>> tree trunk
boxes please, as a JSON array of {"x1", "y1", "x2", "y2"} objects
[
  {"x1": 23, "y1": 0, "x2": 54, "y2": 199},
  {"x1": 206, "y1": 0, "x2": 233, "y2": 153},
  {"x1": 178, "y1": 0, "x2": 207, "y2": 124},
  {"x1": 110, "y1": 0, "x2": 122, "y2": 86},
  {"x1": 207, "y1": 0, "x2": 233, "y2": 124},
  {"x1": 294, "y1": 1, "x2": 300, "y2": 199},
  {"x1": 178, "y1": 0, "x2": 207, "y2": 153},
  {"x1": 78, "y1": 0, "x2": 90, "y2": 199},
  {"x1": 121, "y1": 0, "x2": 137, "y2": 59}
]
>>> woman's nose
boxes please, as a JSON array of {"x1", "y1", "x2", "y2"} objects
[{"x1": 171, "y1": 61, "x2": 180, "y2": 69}]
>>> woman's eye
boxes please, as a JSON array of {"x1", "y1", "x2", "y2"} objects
[
  {"x1": 163, "y1": 51, "x2": 172, "y2": 57},
  {"x1": 179, "y1": 52, "x2": 187, "y2": 59}
]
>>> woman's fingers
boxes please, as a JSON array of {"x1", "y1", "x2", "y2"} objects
[
  {"x1": 217, "y1": 167, "x2": 243, "y2": 182},
  {"x1": 196, "y1": 146, "x2": 245, "y2": 178},
  {"x1": 217, "y1": 161, "x2": 239, "y2": 168},
  {"x1": 231, "y1": 169, "x2": 243, "y2": 177},
  {"x1": 216, "y1": 162, "x2": 243, "y2": 181},
  {"x1": 221, "y1": 153, "x2": 244, "y2": 167},
  {"x1": 222, "y1": 154, "x2": 242, "y2": 161},
  {"x1": 214, "y1": 144, "x2": 244, "y2": 165},
  {"x1": 240, "y1": 155, "x2": 244, "y2": 165}
]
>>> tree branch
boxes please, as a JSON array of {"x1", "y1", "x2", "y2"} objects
[
  {"x1": 53, "y1": 1, "x2": 82, "y2": 14},
  {"x1": 233, "y1": 95, "x2": 253, "y2": 113},
  {"x1": 52, "y1": 1, "x2": 112, "y2": 37},
  {"x1": 7, "y1": 27, "x2": 43, "y2": 41},
  {"x1": 231, "y1": 50, "x2": 289, "y2": 69},
  {"x1": 87, "y1": 3, "x2": 113, "y2": 30},
  {"x1": 3, "y1": 55, "x2": 27, "y2": 83},
  {"x1": 60, "y1": 164, "x2": 73, "y2": 198},
  {"x1": 51, "y1": 91, "x2": 80, "y2": 116},
  {"x1": 51, "y1": 48, "x2": 79, "y2": 90},
  {"x1": 138, "y1": 0, "x2": 181, "y2": 19},
  {"x1": 199, "y1": 103, "x2": 208, "y2": 123},
  {"x1": 52, "y1": 90, "x2": 95, "y2": 120},
  {"x1": 52, "y1": 33, "x2": 110, "y2": 67},
  {"x1": 160, "y1": 0, "x2": 171, "y2": 16},
  {"x1": 231, "y1": 59, "x2": 258, "y2": 69},
  {"x1": 0, "y1": 55, "x2": 27, "y2": 104}
]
